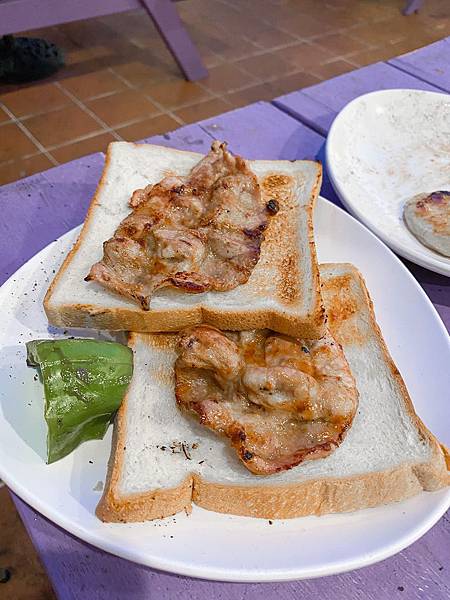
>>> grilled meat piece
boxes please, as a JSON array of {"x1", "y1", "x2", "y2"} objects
[
  {"x1": 175, "y1": 325, "x2": 359, "y2": 476},
  {"x1": 86, "y1": 141, "x2": 270, "y2": 309}
]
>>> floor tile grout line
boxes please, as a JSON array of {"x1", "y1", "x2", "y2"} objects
[
  {"x1": 218, "y1": 0, "x2": 408, "y2": 33},
  {"x1": 54, "y1": 81, "x2": 123, "y2": 142},
  {"x1": 0, "y1": 104, "x2": 59, "y2": 166},
  {"x1": 0, "y1": 36, "x2": 364, "y2": 126},
  {"x1": 205, "y1": 9, "x2": 440, "y2": 50},
  {"x1": 108, "y1": 67, "x2": 186, "y2": 127},
  {"x1": 0, "y1": 32, "x2": 381, "y2": 125}
]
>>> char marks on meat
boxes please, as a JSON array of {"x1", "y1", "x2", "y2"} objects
[
  {"x1": 86, "y1": 141, "x2": 270, "y2": 309},
  {"x1": 175, "y1": 325, "x2": 359, "y2": 475}
]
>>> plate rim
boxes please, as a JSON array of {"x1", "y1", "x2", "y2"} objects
[
  {"x1": 325, "y1": 88, "x2": 450, "y2": 277},
  {"x1": 0, "y1": 195, "x2": 449, "y2": 582}
]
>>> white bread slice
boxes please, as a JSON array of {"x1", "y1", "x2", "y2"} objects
[
  {"x1": 44, "y1": 142, "x2": 325, "y2": 338},
  {"x1": 96, "y1": 263, "x2": 449, "y2": 522}
]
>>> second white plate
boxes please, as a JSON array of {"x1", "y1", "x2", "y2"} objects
[{"x1": 326, "y1": 89, "x2": 450, "y2": 276}]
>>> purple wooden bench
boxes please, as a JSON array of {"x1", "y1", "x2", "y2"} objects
[
  {"x1": 1, "y1": 36, "x2": 450, "y2": 600},
  {"x1": 0, "y1": 0, "x2": 207, "y2": 81}
]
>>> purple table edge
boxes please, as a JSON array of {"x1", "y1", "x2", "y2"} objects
[{"x1": 1, "y1": 40, "x2": 450, "y2": 600}]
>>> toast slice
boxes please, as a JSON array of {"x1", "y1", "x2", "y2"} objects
[
  {"x1": 44, "y1": 142, "x2": 325, "y2": 337},
  {"x1": 96, "y1": 263, "x2": 449, "y2": 522}
]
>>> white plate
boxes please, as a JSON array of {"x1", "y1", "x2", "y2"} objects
[
  {"x1": 326, "y1": 89, "x2": 450, "y2": 277},
  {"x1": 0, "y1": 197, "x2": 449, "y2": 582}
]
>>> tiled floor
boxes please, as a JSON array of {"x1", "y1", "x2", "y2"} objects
[
  {"x1": 0, "y1": 0, "x2": 449, "y2": 185},
  {"x1": 0, "y1": 1, "x2": 449, "y2": 597}
]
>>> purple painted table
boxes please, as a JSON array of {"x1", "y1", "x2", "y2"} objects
[{"x1": 2, "y1": 38, "x2": 450, "y2": 600}]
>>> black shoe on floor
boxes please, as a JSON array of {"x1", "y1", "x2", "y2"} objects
[{"x1": 0, "y1": 35, "x2": 64, "y2": 83}]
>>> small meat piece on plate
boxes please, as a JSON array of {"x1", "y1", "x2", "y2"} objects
[
  {"x1": 403, "y1": 191, "x2": 450, "y2": 257},
  {"x1": 175, "y1": 325, "x2": 359, "y2": 475},
  {"x1": 86, "y1": 141, "x2": 274, "y2": 309}
]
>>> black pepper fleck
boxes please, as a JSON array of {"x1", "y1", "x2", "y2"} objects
[
  {"x1": 243, "y1": 450, "x2": 253, "y2": 461},
  {"x1": 266, "y1": 199, "x2": 279, "y2": 214}
]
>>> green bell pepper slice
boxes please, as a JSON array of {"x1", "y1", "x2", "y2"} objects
[{"x1": 26, "y1": 339, "x2": 133, "y2": 464}]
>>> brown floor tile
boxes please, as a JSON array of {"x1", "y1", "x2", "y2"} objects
[
  {"x1": 60, "y1": 70, "x2": 127, "y2": 100},
  {"x1": 174, "y1": 98, "x2": 232, "y2": 124},
  {"x1": 275, "y1": 12, "x2": 334, "y2": 37},
  {"x1": 339, "y1": 0, "x2": 400, "y2": 21},
  {"x1": 228, "y1": 15, "x2": 274, "y2": 38},
  {"x1": 0, "y1": 488, "x2": 56, "y2": 599},
  {"x1": 189, "y1": 49, "x2": 224, "y2": 69},
  {"x1": 87, "y1": 89, "x2": 160, "y2": 127},
  {"x1": 315, "y1": 32, "x2": 368, "y2": 56},
  {"x1": 0, "y1": 83, "x2": 71, "y2": 119},
  {"x1": 65, "y1": 45, "x2": 114, "y2": 66},
  {"x1": 269, "y1": 71, "x2": 323, "y2": 95},
  {"x1": 260, "y1": 1, "x2": 321, "y2": 27},
  {"x1": 0, "y1": 123, "x2": 39, "y2": 162},
  {"x1": 0, "y1": 107, "x2": 11, "y2": 124},
  {"x1": 211, "y1": 35, "x2": 259, "y2": 62},
  {"x1": 311, "y1": 7, "x2": 363, "y2": 29},
  {"x1": 348, "y1": 47, "x2": 393, "y2": 67},
  {"x1": 0, "y1": 153, "x2": 54, "y2": 186},
  {"x1": 49, "y1": 132, "x2": 116, "y2": 163},
  {"x1": 350, "y1": 18, "x2": 410, "y2": 46},
  {"x1": 112, "y1": 61, "x2": 177, "y2": 87},
  {"x1": 225, "y1": 83, "x2": 278, "y2": 108},
  {"x1": 142, "y1": 79, "x2": 213, "y2": 110},
  {"x1": 246, "y1": 28, "x2": 297, "y2": 50},
  {"x1": 201, "y1": 63, "x2": 257, "y2": 94},
  {"x1": 25, "y1": 105, "x2": 102, "y2": 147},
  {"x1": 116, "y1": 114, "x2": 181, "y2": 141},
  {"x1": 387, "y1": 37, "x2": 433, "y2": 56},
  {"x1": 274, "y1": 42, "x2": 337, "y2": 70},
  {"x1": 347, "y1": 37, "x2": 427, "y2": 67},
  {"x1": 236, "y1": 52, "x2": 294, "y2": 80},
  {"x1": 59, "y1": 19, "x2": 114, "y2": 47},
  {"x1": 311, "y1": 58, "x2": 356, "y2": 79},
  {"x1": 100, "y1": 9, "x2": 156, "y2": 38}
]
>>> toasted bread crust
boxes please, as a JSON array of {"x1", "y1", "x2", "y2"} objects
[
  {"x1": 96, "y1": 354, "x2": 193, "y2": 522},
  {"x1": 44, "y1": 143, "x2": 325, "y2": 338},
  {"x1": 96, "y1": 265, "x2": 449, "y2": 522},
  {"x1": 45, "y1": 302, "x2": 325, "y2": 338}
]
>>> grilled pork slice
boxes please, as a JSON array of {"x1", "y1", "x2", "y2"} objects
[
  {"x1": 403, "y1": 190, "x2": 450, "y2": 257},
  {"x1": 86, "y1": 141, "x2": 274, "y2": 309},
  {"x1": 175, "y1": 325, "x2": 359, "y2": 475},
  {"x1": 96, "y1": 263, "x2": 450, "y2": 523}
]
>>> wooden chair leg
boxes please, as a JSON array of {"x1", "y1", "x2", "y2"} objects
[
  {"x1": 403, "y1": 0, "x2": 423, "y2": 15},
  {"x1": 140, "y1": 0, "x2": 208, "y2": 81}
]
